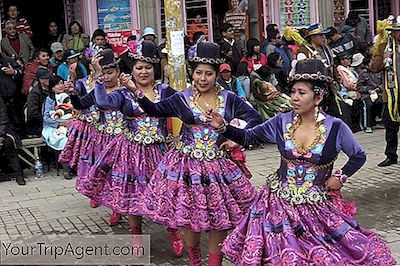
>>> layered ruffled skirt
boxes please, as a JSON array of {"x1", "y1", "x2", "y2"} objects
[
  {"x1": 59, "y1": 119, "x2": 93, "y2": 169},
  {"x1": 221, "y1": 181, "x2": 396, "y2": 265},
  {"x1": 78, "y1": 133, "x2": 167, "y2": 215},
  {"x1": 141, "y1": 149, "x2": 257, "y2": 232},
  {"x1": 75, "y1": 128, "x2": 116, "y2": 196}
]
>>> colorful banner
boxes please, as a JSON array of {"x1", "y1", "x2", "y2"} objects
[
  {"x1": 106, "y1": 30, "x2": 138, "y2": 57},
  {"x1": 97, "y1": 0, "x2": 131, "y2": 31},
  {"x1": 279, "y1": 0, "x2": 310, "y2": 28}
]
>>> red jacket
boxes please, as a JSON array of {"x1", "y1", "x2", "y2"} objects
[{"x1": 22, "y1": 60, "x2": 53, "y2": 95}]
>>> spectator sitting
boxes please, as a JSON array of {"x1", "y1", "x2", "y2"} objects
[
  {"x1": 91, "y1": 28, "x2": 111, "y2": 49},
  {"x1": 22, "y1": 48, "x2": 52, "y2": 95},
  {"x1": 336, "y1": 53, "x2": 359, "y2": 98},
  {"x1": 62, "y1": 21, "x2": 90, "y2": 52},
  {"x1": 264, "y1": 29, "x2": 290, "y2": 72},
  {"x1": 217, "y1": 63, "x2": 246, "y2": 98},
  {"x1": 26, "y1": 67, "x2": 52, "y2": 137},
  {"x1": 57, "y1": 50, "x2": 87, "y2": 81},
  {"x1": 1, "y1": 20, "x2": 34, "y2": 65},
  {"x1": 45, "y1": 21, "x2": 64, "y2": 50},
  {"x1": 49, "y1": 42, "x2": 65, "y2": 71},
  {"x1": 42, "y1": 76, "x2": 74, "y2": 180},
  {"x1": 241, "y1": 38, "x2": 267, "y2": 73},
  {"x1": 326, "y1": 26, "x2": 355, "y2": 58},
  {"x1": 1, "y1": 5, "x2": 32, "y2": 37},
  {"x1": 267, "y1": 52, "x2": 289, "y2": 95},
  {"x1": 220, "y1": 42, "x2": 234, "y2": 71},
  {"x1": 352, "y1": 53, "x2": 383, "y2": 133},
  {"x1": 336, "y1": 53, "x2": 363, "y2": 132},
  {"x1": 0, "y1": 97, "x2": 25, "y2": 185},
  {"x1": 50, "y1": 93, "x2": 73, "y2": 122},
  {"x1": 236, "y1": 62, "x2": 251, "y2": 99}
]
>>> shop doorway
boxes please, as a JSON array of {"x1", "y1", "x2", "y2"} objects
[{"x1": 3, "y1": 0, "x2": 65, "y2": 48}]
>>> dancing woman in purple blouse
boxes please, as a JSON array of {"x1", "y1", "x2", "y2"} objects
[
  {"x1": 83, "y1": 44, "x2": 184, "y2": 257},
  {"x1": 209, "y1": 59, "x2": 396, "y2": 265},
  {"x1": 124, "y1": 42, "x2": 263, "y2": 266}
]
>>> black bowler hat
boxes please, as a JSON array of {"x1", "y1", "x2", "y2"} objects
[
  {"x1": 99, "y1": 49, "x2": 118, "y2": 69},
  {"x1": 189, "y1": 42, "x2": 224, "y2": 65},
  {"x1": 289, "y1": 59, "x2": 332, "y2": 83},
  {"x1": 132, "y1": 41, "x2": 160, "y2": 64}
]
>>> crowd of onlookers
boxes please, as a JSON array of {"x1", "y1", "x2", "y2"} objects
[{"x1": 0, "y1": 4, "x2": 385, "y2": 185}]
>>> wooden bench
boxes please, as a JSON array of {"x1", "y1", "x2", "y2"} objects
[{"x1": 18, "y1": 138, "x2": 47, "y2": 168}]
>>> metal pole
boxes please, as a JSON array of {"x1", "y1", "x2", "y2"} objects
[{"x1": 164, "y1": 0, "x2": 186, "y2": 136}]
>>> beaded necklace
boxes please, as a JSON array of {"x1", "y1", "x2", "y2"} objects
[
  {"x1": 142, "y1": 84, "x2": 160, "y2": 103},
  {"x1": 191, "y1": 84, "x2": 223, "y2": 114}
]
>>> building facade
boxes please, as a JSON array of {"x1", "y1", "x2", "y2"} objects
[{"x1": 0, "y1": 0, "x2": 399, "y2": 46}]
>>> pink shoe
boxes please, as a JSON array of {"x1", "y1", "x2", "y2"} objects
[
  {"x1": 188, "y1": 245, "x2": 202, "y2": 266},
  {"x1": 89, "y1": 199, "x2": 100, "y2": 208},
  {"x1": 108, "y1": 212, "x2": 122, "y2": 226},
  {"x1": 208, "y1": 253, "x2": 222, "y2": 266},
  {"x1": 167, "y1": 228, "x2": 184, "y2": 257}
]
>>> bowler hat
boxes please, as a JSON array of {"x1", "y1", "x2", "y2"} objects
[
  {"x1": 189, "y1": 42, "x2": 224, "y2": 65},
  {"x1": 99, "y1": 49, "x2": 118, "y2": 69},
  {"x1": 289, "y1": 59, "x2": 332, "y2": 83},
  {"x1": 132, "y1": 41, "x2": 160, "y2": 64}
]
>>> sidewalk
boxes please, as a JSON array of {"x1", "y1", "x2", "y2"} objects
[{"x1": 0, "y1": 128, "x2": 399, "y2": 265}]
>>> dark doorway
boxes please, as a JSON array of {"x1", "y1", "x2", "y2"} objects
[
  {"x1": 211, "y1": 0, "x2": 230, "y2": 42},
  {"x1": 3, "y1": 0, "x2": 65, "y2": 49}
]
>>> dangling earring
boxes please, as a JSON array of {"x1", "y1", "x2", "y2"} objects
[
  {"x1": 314, "y1": 106, "x2": 320, "y2": 121},
  {"x1": 117, "y1": 78, "x2": 121, "y2": 87}
]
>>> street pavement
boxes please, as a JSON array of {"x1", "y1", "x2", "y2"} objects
[{"x1": 0, "y1": 127, "x2": 399, "y2": 265}]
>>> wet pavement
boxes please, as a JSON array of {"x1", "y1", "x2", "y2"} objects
[{"x1": 0, "y1": 127, "x2": 399, "y2": 265}]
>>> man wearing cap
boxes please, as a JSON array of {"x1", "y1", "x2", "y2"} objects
[
  {"x1": 57, "y1": 49, "x2": 87, "y2": 81},
  {"x1": 326, "y1": 26, "x2": 355, "y2": 58},
  {"x1": 22, "y1": 48, "x2": 52, "y2": 95},
  {"x1": 49, "y1": 42, "x2": 65, "y2": 71},
  {"x1": 371, "y1": 15, "x2": 400, "y2": 167},
  {"x1": 217, "y1": 63, "x2": 246, "y2": 98},
  {"x1": 297, "y1": 23, "x2": 335, "y2": 72},
  {"x1": 26, "y1": 67, "x2": 52, "y2": 137}
]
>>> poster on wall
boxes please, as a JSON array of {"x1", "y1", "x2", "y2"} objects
[
  {"x1": 106, "y1": 30, "x2": 133, "y2": 56},
  {"x1": 97, "y1": 0, "x2": 131, "y2": 31},
  {"x1": 279, "y1": 0, "x2": 311, "y2": 28}
]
